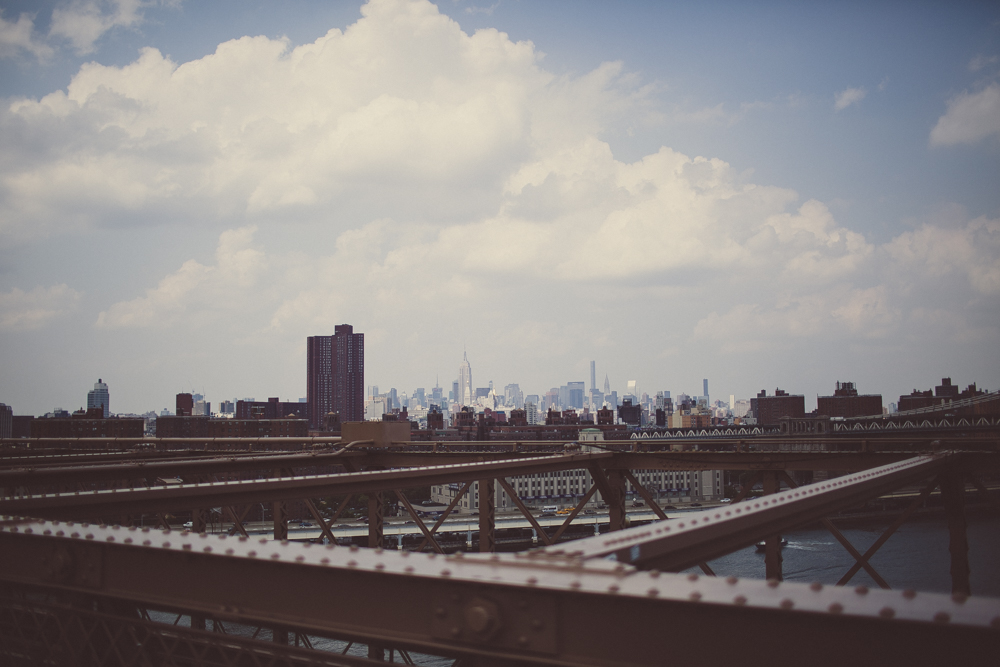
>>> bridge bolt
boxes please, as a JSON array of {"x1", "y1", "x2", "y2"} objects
[{"x1": 463, "y1": 597, "x2": 501, "y2": 641}]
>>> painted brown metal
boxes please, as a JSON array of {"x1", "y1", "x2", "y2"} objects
[
  {"x1": 0, "y1": 453, "x2": 613, "y2": 520},
  {"x1": 478, "y1": 478, "x2": 495, "y2": 553},
  {"x1": 0, "y1": 519, "x2": 997, "y2": 667},
  {"x1": 545, "y1": 455, "x2": 951, "y2": 573},
  {"x1": 942, "y1": 469, "x2": 972, "y2": 596}
]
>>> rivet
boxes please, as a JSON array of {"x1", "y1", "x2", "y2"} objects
[
  {"x1": 527, "y1": 577, "x2": 537, "y2": 585},
  {"x1": 225, "y1": 549, "x2": 234, "y2": 555},
  {"x1": 347, "y1": 560, "x2": 357, "y2": 567},
  {"x1": 296, "y1": 555, "x2": 305, "y2": 562},
  {"x1": 879, "y1": 607, "x2": 895, "y2": 619},
  {"x1": 142, "y1": 540, "x2": 151, "y2": 546},
  {"x1": 608, "y1": 584, "x2": 620, "y2": 593},
  {"x1": 733, "y1": 595, "x2": 747, "y2": 606},
  {"x1": 780, "y1": 599, "x2": 794, "y2": 610},
  {"x1": 689, "y1": 591, "x2": 701, "y2": 602},
  {"x1": 350, "y1": 545, "x2": 359, "y2": 552},
  {"x1": 650, "y1": 570, "x2": 661, "y2": 578},
  {"x1": 810, "y1": 582, "x2": 823, "y2": 592},
  {"x1": 726, "y1": 576, "x2": 738, "y2": 585},
  {"x1": 247, "y1": 551, "x2": 257, "y2": 558},
  {"x1": 828, "y1": 603, "x2": 844, "y2": 614},
  {"x1": 647, "y1": 588, "x2": 659, "y2": 597},
  {"x1": 124, "y1": 538, "x2": 133, "y2": 544},
  {"x1": 951, "y1": 592, "x2": 968, "y2": 604},
  {"x1": 902, "y1": 589, "x2": 916, "y2": 599},
  {"x1": 687, "y1": 573, "x2": 698, "y2": 582},
  {"x1": 162, "y1": 542, "x2": 170, "y2": 548},
  {"x1": 933, "y1": 612, "x2": 950, "y2": 624},
  {"x1": 767, "y1": 579, "x2": 780, "y2": 588},
  {"x1": 202, "y1": 546, "x2": 212, "y2": 553},
  {"x1": 441, "y1": 569, "x2": 451, "y2": 577},
  {"x1": 105, "y1": 536, "x2": 114, "y2": 542},
  {"x1": 570, "y1": 581, "x2": 581, "y2": 589},
  {"x1": 44, "y1": 530, "x2": 52, "y2": 536},
  {"x1": 374, "y1": 562, "x2": 384, "y2": 570},
  {"x1": 855, "y1": 586, "x2": 869, "y2": 595},
  {"x1": 404, "y1": 566, "x2": 414, "y2": 573},
  {"x1": 320, "y1": 558, "x2": 330, "y2": 564}
]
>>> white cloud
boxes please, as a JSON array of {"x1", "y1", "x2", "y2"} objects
[
  {"x1": 968, "y1": 55, "x2": 998, "y2": 72},
  {"x1": 834, "y1": 86, "x2": 866, "y2": 111},
  {"x1": 49, "y1": 0, "x2": 146, "y2": 55},
  {"x1": 0, "y1": 11, "x2": 54, "y2": 60},
  {"x1": 929, "y1": 83, "x2": 1000, "y2": 146},
  {"x1": 1, "y1": 0, "x2": 997, "y2": 400},
  {"x1": 96, "y1": 226, "x2": 264, "y2": 328},
  {"x1": 0, "y1": 284, "x2": 81, "y2": 331}
]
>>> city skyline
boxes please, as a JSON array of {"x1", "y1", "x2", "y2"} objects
[{"x1": 1, "y1": 0, "x2": 998, "y2": 415}]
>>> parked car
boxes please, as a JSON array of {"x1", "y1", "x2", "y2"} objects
[{"x1": 721, "y1": 498, "x2": 732, "y2": 503}]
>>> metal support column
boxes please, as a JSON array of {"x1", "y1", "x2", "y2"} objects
[
  {"x1": 479, "y1": 478, "x2": 496, "y2": 553},
  {"x1": 762, "y1": 471, "x2": 783, "y2": 582},
  {"x1": 941, "y1": 469, "x2": 971, "y2": 596},
  {"x1": 191, "y1": 508, "x2": 207, "y2": 534},
  {"x1": 272, "y1": 501, "x2": 288, "y2": 541},
  {"x1": 608, "y1": 469, "x2": 627, "y2": 532},
  {"x1": 368, "y1": 491, "x2": 384, "y2": 549}
]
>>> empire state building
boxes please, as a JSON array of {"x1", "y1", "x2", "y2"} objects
[{"x1": 457, "y1": 352, "x2": 473, "y2": 407}]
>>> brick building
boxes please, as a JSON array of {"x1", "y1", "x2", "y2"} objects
[
  {"x1": 751, "y1": 389, "x2": 805, "y2": 426},
  {"x1": 817, "y1": 381, "x2": 883, "y2": 418}
]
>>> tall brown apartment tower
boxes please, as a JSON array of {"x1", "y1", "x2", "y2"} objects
[{"x1": 307, "y1": 325, "x2": 364, "y2": 429}]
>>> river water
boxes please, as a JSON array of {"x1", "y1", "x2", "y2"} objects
[{"x1": 679, "y1": 514, "x2": 1000, "y2": 596}]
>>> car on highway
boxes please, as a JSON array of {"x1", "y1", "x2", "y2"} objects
[{"x1": 583, "y1": 509, "x2": 596, "y2": 515}]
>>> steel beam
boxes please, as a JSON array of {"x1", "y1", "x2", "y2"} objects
[
  {"x1": 545, "y1": 455, "x2": 952, "y2": 572},
  {"x1": 478, "y1": 478, "x2": 495, "y2": 553},
  {"x1": 0, "y1": 453, "x2": 613, "y2": 520},
  {"x1": 941, "y1": 469, "x2": 972, "y2": 596},
  {"x1": 0, "y1": 519, "x2": 997, "y2": 667}
]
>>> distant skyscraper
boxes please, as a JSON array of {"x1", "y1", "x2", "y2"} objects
[
  {"x1": 603, "y1": 374, "x2": 610, "y2": 395},
  {"x1": 457, "y1": 352, "x2": 473, "y2": 406},
  {"x1": 87, "y1": 379, "x2": 110, "y2": 418},
  {"x1": 703, "y1": 379, "x2": 709, "y2": 403},
  {"x1": 307, "y1": 324, "x2": 365, "y2": 428},
  {"x1": 590, "y1": 361, "x2": 596, "y2": 391}
]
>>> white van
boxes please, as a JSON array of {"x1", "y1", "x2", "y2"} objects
[{"x1": 541, "y1": 505, "x2": 559, "y2": 514}]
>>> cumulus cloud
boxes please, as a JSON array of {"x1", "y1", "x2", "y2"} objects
[
  {"x1": 834, "y1": 86, "x2": 866, "y2": 111},
  {"x1": 0, "y1": 11, "x2": 54, "y2": 60},
  {"x1": 49, "y1": 0, "x2": 147, "y2": 55},
  {"x1": 968, "y1": 55, "x2": 998, "y2": 72},
  {"x1": 0, "y1": 284, "x2": 81, "y2": 331},
  {"x1": 2, "y1": 0, "x2": 997, "y2": 396},
  {"x1": 96, "y1": 226, "x2": 264, "y2": 328},
  {"x1": 930, "y1": 83, "x2": 1000, "y2": 146}
]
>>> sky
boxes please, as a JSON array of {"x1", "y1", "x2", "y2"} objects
[{"x1": 1, "y1": 0, "x2": 998, "y2": 416}]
